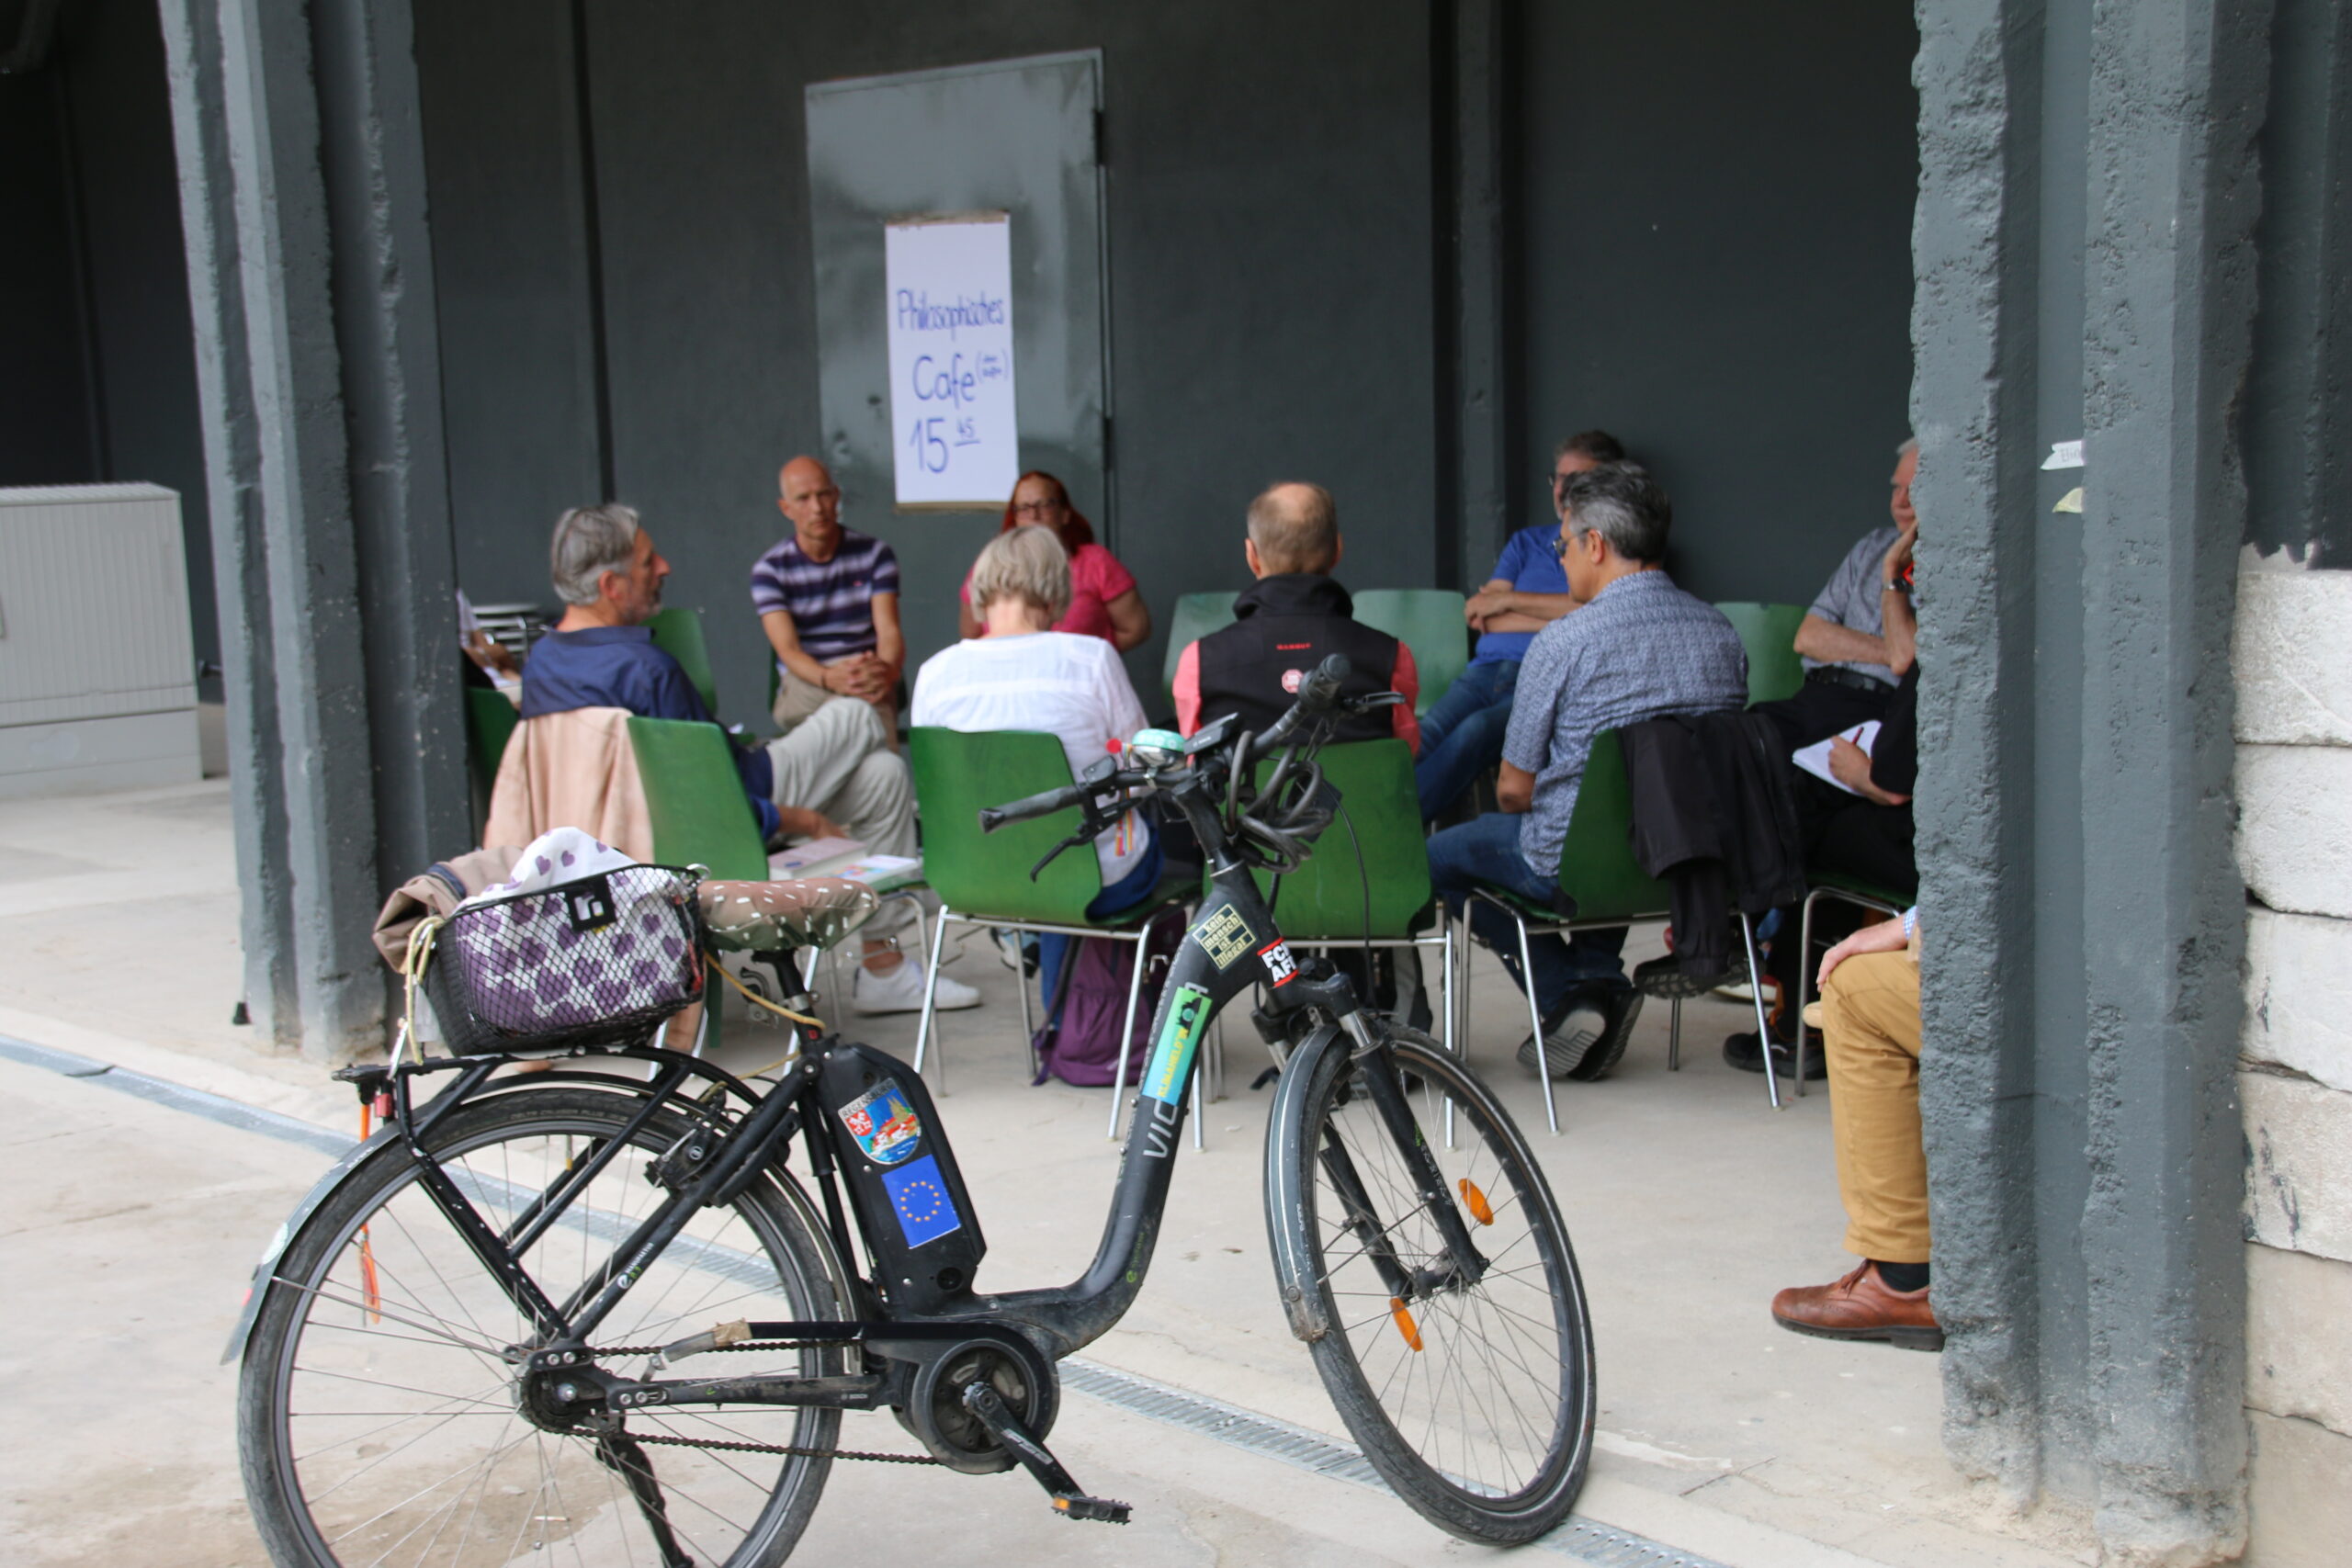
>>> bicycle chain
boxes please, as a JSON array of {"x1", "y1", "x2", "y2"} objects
[{"x1": 579, "y1": 1339, "x2": 944, "y2": 1467}]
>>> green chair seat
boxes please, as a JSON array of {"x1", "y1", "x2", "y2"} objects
[
  {"x1": 1158, "y1": 591, "x2": 1240, "y2": 716},
  {"x1": 1352, "y1": 589, "x2": 1473, "y2": 717},
  {"x1": 1713, "y1": 601, "x2": 1808, "y2": 705},
  {"x1": 627, "y1": 716, "x2": 769, "y2": 881}
]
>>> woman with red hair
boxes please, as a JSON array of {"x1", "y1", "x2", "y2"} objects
[{"x1": 956, "y1": 470, "x2": 1152, "y2": 652}]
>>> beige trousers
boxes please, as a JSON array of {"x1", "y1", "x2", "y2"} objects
[
  {"x1": 1819, "y1": 947, "x2": 1928, "y2": 1263},
  {"x1": 772, "y1": 661, "x2": 897, "y2": 746}
]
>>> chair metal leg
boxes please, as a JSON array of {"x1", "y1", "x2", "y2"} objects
[
  {"x1": 1506, "y1": 906, "x2": 1560, "y2": 1136},
  {"x1": 912, "y1": 910, "x2": 954, "y2": 1089},
  {"x1": 1016, "y1": 933, "x2": 1037, "y2": 1077},
  {"x1": 1191, "y1": 1047, "x2": 1206, "y2": 1151},
  {"x1": 1439, "y1": 919, "x2": 1459, "y2": 1150},
  {"x1": 1795, "y1": 888, "x2": 1823, "y2": 1099},
  {"x1": 1737, "y1": 911, "x2": 1782, "y2": 1111},
  {"x1": 1668, "y1": 996, "x2": 1682, "y2": 1070}
]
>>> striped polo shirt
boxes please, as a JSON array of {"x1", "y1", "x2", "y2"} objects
[{"x1": 748, "y1": 527, "x2": 900, "y2": 662}]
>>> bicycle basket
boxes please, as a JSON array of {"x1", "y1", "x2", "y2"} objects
[{"x1": 422, "y1": 864, "x2": 707, "y2": 1055}]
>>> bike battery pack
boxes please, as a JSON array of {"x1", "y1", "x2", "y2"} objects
[{"x1": 816, "y1": 1040, "x2": 987, "y2": 1313}]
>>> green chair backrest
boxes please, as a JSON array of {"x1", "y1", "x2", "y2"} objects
[
  {"x1": 465, "y1": 686, "x2": 520, "y2": 800},
  {"x1": 627, "y1": 716, "x2": 768, "y2": 881},
  {"x1": 910, "y1": 728, "x2": 1105, "y2": 926},
  {"x1": 1352, "y1": 589, "x2": 1471, "y2": 716},
  {"x1": 1548, "y1": 728, "x2": 1670, "y2": 923},
  {"x1": 1713, "y1": 601, "x2": 1808, "y2": 705},
  {"x1": 1159, "y1": 591, "x2": 1240, "y2": 713},
  {"x1": 648, "y1": 606, "x2": 721, "y2": 718},
  {"x1": 1251, "y1": 739, "x2": 1430, "y2": 940}
]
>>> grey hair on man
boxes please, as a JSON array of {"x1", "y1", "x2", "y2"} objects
[
  {"x1": 1245, "y1": 481, "x2": 1340, "y2": 575},
  {"x1": 550, "y1": 503, "x2": 642, "y2": 605},
  {"x1": 1896, "y1": 434, "x2": 1920, "y2": 458},
  {"x1": 1562, "y1": 462, "x2": 1673, "y2": 564},
  {"x1": 969, "y1": 523, "x2": 1072, "y2": 622}
]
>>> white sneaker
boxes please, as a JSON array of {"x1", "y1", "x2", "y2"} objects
[{"x1": 852, "y1": 958, "x2": 981, "y2": 1015}]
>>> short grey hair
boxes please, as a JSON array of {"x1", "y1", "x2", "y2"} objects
[
  {"x1": 550, "y1": 503, "x2": 641, "y2": 606},
  {"x1": 970, "y1": 524, "x2": 1071, "y2": 621},
  {"x1": 1896, "y1": 435, "x2": 1919, "y2": 458},
  {"x1": 1245, "y1": 482, "x2": 1340, "y2": 574},
  {"x1": 1562, "y1": 462, "x2": 1672, "y2": 564}
]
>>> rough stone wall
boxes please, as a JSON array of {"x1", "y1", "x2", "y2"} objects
[{"x1": 2233, "y1": 564, "x2": 2352, "y2": 1568}]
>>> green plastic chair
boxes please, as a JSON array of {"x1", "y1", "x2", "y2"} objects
[
  {"x1": 1244, "y1": 739, "x2": 1458, "y2": 1061},
  {"x1": 1353, "y1": 589, "x2": 1472, "y2": 717},
  {"x1": 1792, "y1": 868, "x2": 1913, "y2": 1096},
  {"x1": 648, "y1": 606, "x2": 721, "y2": 718},
  {"x1": 464, "y1": 686, "x2": 519, "y2": 805},
  {"x1": 1459, "y1": 729, "x2": 1781, "y2": 1129},
  {"x1": 1158, "y1": 591, "x2": 1239, "y2": 715},
  {"x1": 910, "y1": 727, "x2": 1194, "y2": 1132},
  {"x1": 1713, "y1": 601, "x2": 1809, "y2": 705},
  {"x1": 627, "y1": 716, "x2": 768, "y2": 880}
]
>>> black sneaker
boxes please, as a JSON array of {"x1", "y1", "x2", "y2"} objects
[
  {"x1": 1633, "y1": 953, "x2": 1731, "y2": 999},
  {"x1": 1517, "y1": 993, "x2": 1608, "y2": 1079},
  {"x1": 1722, "y1": 1030, "x2": 1827, "y2": 1080},
  {"x1": 1566, "y1": 987, "x2": 1645, "y2": 1081}
]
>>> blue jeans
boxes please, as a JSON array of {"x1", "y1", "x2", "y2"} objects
[
  {"x1": 1425, "y1": 812, "x2": 1627, "y2": 1016},
  {"x1": 1038, "y1": 835, "x2": 1167, "y2": 1015},
  {"x1": 1415, "y1": 660, "x2": 1519, "y2": 821}
]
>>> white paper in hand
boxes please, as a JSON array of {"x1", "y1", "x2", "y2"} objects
[{"x1": 1792, "y1": 721, "x2": 1883, "y2": 796}]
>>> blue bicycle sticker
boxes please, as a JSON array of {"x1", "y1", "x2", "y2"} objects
[{"x1": 838, "y1": 1079, "x2": 922, "y2": 1166}]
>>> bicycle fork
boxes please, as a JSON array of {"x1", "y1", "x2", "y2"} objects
[{"x1": 1329, "y1": 1011, "x2": 1492, "y2": 1303}]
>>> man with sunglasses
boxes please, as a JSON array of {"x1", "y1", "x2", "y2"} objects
[{"x1": 1415, "y1": 429, "x2": 1627, "y2": 822}]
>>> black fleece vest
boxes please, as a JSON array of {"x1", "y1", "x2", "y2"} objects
[{"x1": 1194, "y1": 575, "x2": 1403, "y2": 743}]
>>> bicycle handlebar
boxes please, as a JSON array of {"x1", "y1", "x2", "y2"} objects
[{"x1": 978, "y1": 780, "x2": 1102, "y2": 833}]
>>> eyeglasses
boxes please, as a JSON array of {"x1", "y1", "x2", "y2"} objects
[
  {"x1": 1012, "y1": 498, "x2": 1067, "y2": 516},
  {"x1": 1546, "y1": 468, "x2": 1578, "y2": 491},
  {"x1": 1551, "y1": 529, "x2": 1582, "y2": 560}
]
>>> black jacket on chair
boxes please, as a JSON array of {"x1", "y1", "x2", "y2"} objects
[{"x1": 1621, "y1": 711, "x2": 1810, "y2": 977}]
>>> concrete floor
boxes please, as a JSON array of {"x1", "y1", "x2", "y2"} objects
[{"x1": 0, "y1": 780, "x2": 2096, "y2": 1567}]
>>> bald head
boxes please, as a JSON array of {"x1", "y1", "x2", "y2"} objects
[
  {"x1": 777, "y1": 455, "x2": 843, "y2": 558},
  {"x1": 1245, "y1": 482, "x2": 1340, "y2": 577}
]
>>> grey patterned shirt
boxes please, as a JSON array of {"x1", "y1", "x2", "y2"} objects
[
  {"x1": 1801, "y1": 524, "x2": 1902, "y2": 687},
  {"x1": 1502, "y1": 570, "x2": 1750, "y2": 876}
]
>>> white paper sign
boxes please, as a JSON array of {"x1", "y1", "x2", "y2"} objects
[{"x1": 885, "y1": 216, "x2": 1018, "y2": 506}]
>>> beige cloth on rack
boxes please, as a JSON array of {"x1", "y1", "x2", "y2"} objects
[
  {"x1": 484, "y1": 706, "x2": 654, "y2": 863},
  {"x1": 370, "y1": 845, "x2": 525, "y2": 972}
]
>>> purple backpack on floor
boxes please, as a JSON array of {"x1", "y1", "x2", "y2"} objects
[{"x1": 1033, "y1": 923, "x2": 1185, "y2": 1088}]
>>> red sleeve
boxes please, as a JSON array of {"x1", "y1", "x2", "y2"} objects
[
  {"x1": 1174, "y1": 641, "x2": 1203, "y2": 735},
  {"x1": 1083, "y1": 544, "x2": 1138, "y2": 604},
  {"x1": 1390, "y1": 642, "x2": 1422, "y2": 756},
  {"x1": 957, "y1": 568, "x2": 972, "y2": 607}
]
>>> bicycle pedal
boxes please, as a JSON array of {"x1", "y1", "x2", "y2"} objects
[{"x1": 1051, "y1": 1493, "x2": 1131, "y2": 1526}]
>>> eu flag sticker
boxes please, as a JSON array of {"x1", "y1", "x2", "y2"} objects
[{"x1": 880, "y1": 1154, "x2": 964, "y2": 1248}]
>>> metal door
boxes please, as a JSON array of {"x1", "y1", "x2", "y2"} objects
[{"x1": 806, "y1": 52, "x2": 1108, "y2": 671}]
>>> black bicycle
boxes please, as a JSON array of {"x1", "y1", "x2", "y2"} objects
[{"x1": 230, "y1": 655, "x2": 1595, "y2": 1565}]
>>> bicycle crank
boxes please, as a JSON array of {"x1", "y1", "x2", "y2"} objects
[{"x1": 961, "y1": 1381, "x2": 1131, "y2": 1525}]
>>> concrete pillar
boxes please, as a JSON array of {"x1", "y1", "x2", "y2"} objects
[
  {"x1": 2075, "y1": 0, "x2": 2264, "y2": 1557},
  {"x1": 1438, "y1": 0, "x2": 1518, "y2": 590},
  {"x1": 1909, "y1": 0, "x2": 2052, "y2": 1508},
  {"x1": 159, "y1": 0, "x2": 462, "y2": 1063}
]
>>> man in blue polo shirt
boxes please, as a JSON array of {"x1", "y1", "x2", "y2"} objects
[
  {"x1": 522, "y1": 502, "x2": 974, "y2": 1015},
  {"x1": 1416, "y1": 429, "x2": 1626, "y2": 821}
]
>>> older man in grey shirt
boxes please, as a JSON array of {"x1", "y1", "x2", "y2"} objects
[
  {"x1": 1763, "y1": 438, "x2": 1921, "y2": 748},
  {"x1": 1426, "y1": 463, "x2": 1748, "y2": 1079}
]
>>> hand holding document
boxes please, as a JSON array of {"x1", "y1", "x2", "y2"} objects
[{"x1": 1793, "y1": 721, "x2": 1882, "y2": 797}]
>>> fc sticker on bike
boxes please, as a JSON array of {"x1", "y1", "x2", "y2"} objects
[{"x1": 1258, "y1": 939, "x2": 1298, "y2": 987}]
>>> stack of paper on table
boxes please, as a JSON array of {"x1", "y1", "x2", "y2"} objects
[{"x1": 768, "y1": 836, "x2": 923, "y2": 894}]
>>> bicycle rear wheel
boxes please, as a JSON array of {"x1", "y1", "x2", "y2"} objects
[
  {"x1": 1271, "y1": 1025, "x2": 1594, "y2": 1543},
  {"x1": 239, "y1": 1083, "x2": 848, "y2": 1568}
]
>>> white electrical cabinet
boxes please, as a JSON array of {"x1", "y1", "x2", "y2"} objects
[{"x1": 0, "y1": 483, "x2": 203, "y2": 797}]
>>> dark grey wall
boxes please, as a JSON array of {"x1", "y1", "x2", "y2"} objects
[
  {"x1": 1515, "y1": 0, "x2": 1921, "y2": 605},
  {"x1": 0, "y1": 0, "x2": 217, "y2": 676},
  {"x1": 414, "y1": 0, "x2": 1438, "y2": 709}
]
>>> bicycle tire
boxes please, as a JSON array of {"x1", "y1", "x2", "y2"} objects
[
  {"x1": 239, "y1": 1083, "x2": 849, "y2": 1568},
  {"x1": 1272, "y1": 1025, "x2": 1594, "y2": 1543}
]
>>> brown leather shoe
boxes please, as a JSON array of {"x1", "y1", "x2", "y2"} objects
[{"x1": 1771, "y1": 1262, "x2": 1944, "y2": 1350}]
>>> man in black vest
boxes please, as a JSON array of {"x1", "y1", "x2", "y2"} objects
[{"x1": 1170, "y1": 481, "x2": 1421, "y2": 749}]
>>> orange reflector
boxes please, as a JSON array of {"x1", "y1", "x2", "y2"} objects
[
  {"x1": 1389, "y1": 1297, "x2": 1424, "y2": 1352},
  {"x1": 1458, "y1": 1178, "x2": 1495, "y2": 1226}
]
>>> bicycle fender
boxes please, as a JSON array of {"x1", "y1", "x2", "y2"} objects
[
  {"x1": 1261, "y1": 1021, "x2": 1345, "y2": 1344},
  {"x1": 220, "y1": 1123, "x2": 392, "y2": 1366}
]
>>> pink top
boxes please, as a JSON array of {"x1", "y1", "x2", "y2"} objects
[{"x1": 960, "y1": 541, "x2": 1138, "y2": 643}]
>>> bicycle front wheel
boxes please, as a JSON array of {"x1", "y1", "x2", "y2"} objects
[
  {"x1": 238, "y1": 1082, "x2": 849, "y2": 1568},
  {"x1": 1272, "y1": 1025, "x2": 1594, "y2": 1543}
]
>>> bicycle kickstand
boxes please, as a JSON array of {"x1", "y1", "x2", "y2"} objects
[{"x1": 960, "y1": 1382, "x2": 1131, "y2": 1525}]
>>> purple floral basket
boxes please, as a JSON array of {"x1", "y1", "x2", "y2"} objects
[{"x1": 424, "y1": 865, "x2": 706, "y2": 1055}]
